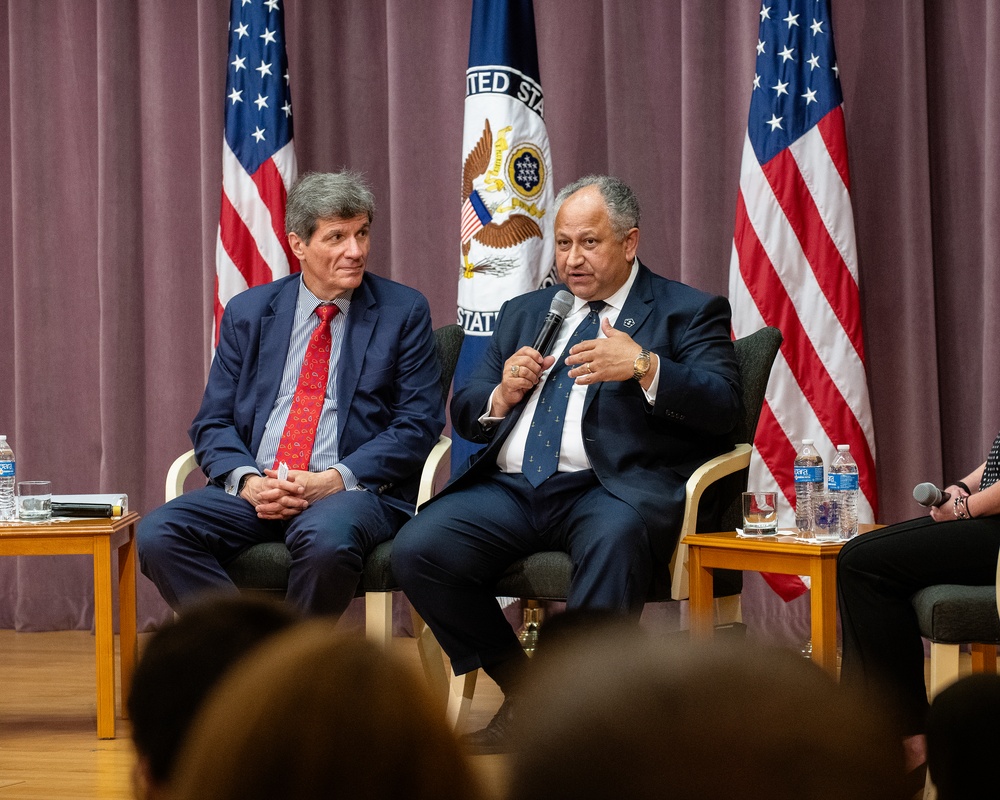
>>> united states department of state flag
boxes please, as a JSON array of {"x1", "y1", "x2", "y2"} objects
[
  {"x1": 729, "y1": 0, "x2": 878, "y2": 601},
  {"x1": 215, "y1": 0, "x2": 298, "y2": 345},
  {"x1": 453, "y1": 0, "x2": 555, "y2": 472}
]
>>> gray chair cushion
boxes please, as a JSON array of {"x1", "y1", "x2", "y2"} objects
[
  {"x1": 912, "y1": 584, "x2": 1000, "y2": 644},
  {"x1": 224, "y1": 539, "x2": 398, "y2": 596},
  {"x1": 495, "y1": 551, "x2": 574, "y2": 600},
  {"x1": 223, "y1": 541, "x2": 289, "y2": 593},
  {"x1": 360, "y1": 540, "x2": 396, "y2": 593}
]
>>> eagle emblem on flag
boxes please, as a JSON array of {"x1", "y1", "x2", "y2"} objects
[{"x1": 460, "y1": 118, "x2": 546, "y2": 279}]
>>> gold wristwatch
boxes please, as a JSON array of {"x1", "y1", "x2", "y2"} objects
[{"x1": 632, "y1": 348, "x2": 651, "y2": 381}]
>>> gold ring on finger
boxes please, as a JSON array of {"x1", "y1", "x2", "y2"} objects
[
  {"x1": 585, "y1": 362, "x2": 593, "y2": 374},
  {"x1": 510, "y1": 364, "x2": 520, "y2": 377}
]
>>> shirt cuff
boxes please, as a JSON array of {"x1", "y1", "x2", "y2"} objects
[
  {"x1": 225, "y1": 466, "x2": 261, "y2": 496},
  {"x1": 478, "y1": 385, "x2": 506, "y2": 426},
  {"x1": 331, "y1": 464, "x2": 360, "y2": 491},
  {"x1": 641, "y1": 355, "x2": 660, "y2": 406}
]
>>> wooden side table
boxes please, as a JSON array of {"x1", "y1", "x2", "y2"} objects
[
  {"x1": 683, "y1": 524, "x2": 879, "y2": 677},
  {"x1": 0, "y1": 512, "x2": 140, "y2": 738}
]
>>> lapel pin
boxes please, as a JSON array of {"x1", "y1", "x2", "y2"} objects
[{"x1": 623, "y1": 318, "x2": 635, "y2": 328}]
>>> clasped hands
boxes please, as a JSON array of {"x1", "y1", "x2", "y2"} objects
[
  {"x1": 494, "y1": 318, "x2": 645, "y2": 418},
  {"x1": 239, "y1": 468, "x2": 346, "y2": 520}
]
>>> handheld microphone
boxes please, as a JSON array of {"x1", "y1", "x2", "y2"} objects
[
  {"x1": 913, "y1": 482, "x2": 951, "y2": 508},
  {"x1": 531, "y1": 290, "x2": 574, "y2": 356}
]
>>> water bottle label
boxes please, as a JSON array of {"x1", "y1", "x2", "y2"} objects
[
  {"x1": 827, "y1": 472, "x2": 859, "y2": 491},
  {"x1": 794, "y1": 465, "x2": 823, "y2": 483},
  {"x1": 0, "y1": 460, "x2": 13, "y2": 477}
]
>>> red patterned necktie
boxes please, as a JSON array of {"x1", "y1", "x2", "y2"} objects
[{"x1": 273, "y1": 303, "x2": 340, "y2": 471}]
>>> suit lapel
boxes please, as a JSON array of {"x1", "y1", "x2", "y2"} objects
[
  {"x1": 613, "y1": 261, "x2": 655, "y2": 336},
  {"x1": 582, "y1": 262, "x2": 655, "y2": 416},
  {"x1": 253, "y1": 277, "x2": 299, "y2": 453},
  {"x1": 337, "y1": 276, "x2": 377, "y2": 443}
]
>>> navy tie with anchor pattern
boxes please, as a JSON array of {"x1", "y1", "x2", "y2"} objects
[{"x1": 522, "y1": 300, "x2": 606, "y2": 487}]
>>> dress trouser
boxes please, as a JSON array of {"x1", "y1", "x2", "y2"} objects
[
  {"x1": 137, "y1": 484, "x2": 407, "y2": 614},
  {"x1": 837, "y1": 515, "x2": 1000, "y2": 733},
  {"x1": 392, "y1": 469, "x2": 652, "y2": 676}
]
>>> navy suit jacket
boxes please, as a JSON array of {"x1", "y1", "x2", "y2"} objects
[
  {"x1": 446, "y1": 261, "x2": 742, "y2": 585},
  {"x1": 190, "y1": 272, "x2": 445, "y2": 514}
]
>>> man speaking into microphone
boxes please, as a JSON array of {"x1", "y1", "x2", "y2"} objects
[{"x1": 393, "y1": 175, "x2": 742, "y2": 752}]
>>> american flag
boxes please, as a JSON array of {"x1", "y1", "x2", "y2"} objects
[
  {"x1": 729, "y1": 0, "x2": 878, "y2": 599},
  {"x1": 215, "y1": 0, "x2": 298, "y2": 344}
]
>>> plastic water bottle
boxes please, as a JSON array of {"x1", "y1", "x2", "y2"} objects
[
  {"x1": 0, "y1": 435, "x2": 15, "y2": 521},
  {"x1": 793, "y1": 439, "x2": 824, "y2": 533},
  {"x1": 828, "y1": 444, "x2": 859, "y2": 539}
]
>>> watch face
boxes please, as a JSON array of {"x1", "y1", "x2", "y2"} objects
[{"x1": 634, "y1": 350, "x2": 650, "y2": 378}]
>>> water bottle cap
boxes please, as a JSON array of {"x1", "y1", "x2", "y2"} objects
[
  {"x1": 837, "y1": 444, "x2": 850, "y2": 451},
  {"x1": 801, "y1": 438, "x2": 814, "y2": 445}
]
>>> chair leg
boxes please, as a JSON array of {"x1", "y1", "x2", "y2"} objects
[
  {"x1": 923, "y1": 772, "x2": 937, "y2": 800},
  {"x1": 714, "y1": 595, "x2": 742, "y2": 625},
  {"x1": 969, "y1": 642, "x2": 998, "y2": 675},
  {"x1": 409, "y1": 605, "x2": 450, "y2": 705},
  {"x1": 446, "y1": 669, "x2": 478, "y2": 732},
  {"x1": 365, "y1": 591, "x2": 393, "y2": 648},
  {"x1": 928, "y1": 642, "x2": 961, "y2": 699}
]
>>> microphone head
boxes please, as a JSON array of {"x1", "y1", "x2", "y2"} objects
[
  {"x1": 913, "y1": 482, "x2": 942, "y2": 506},
  {"x1": 550, "y1": 290, "x2": 574, "y2": 319}
]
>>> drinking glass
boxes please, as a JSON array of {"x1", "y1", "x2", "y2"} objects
[
  {"x1": 812, "y1": 492, "x2": 841, "y2": 542},
  {"x1": 17, "y1": 481, "x2": 52, "y2": 521},
  {"x1": 742, "y1": 491, "x2": 778, "y2": 535}
]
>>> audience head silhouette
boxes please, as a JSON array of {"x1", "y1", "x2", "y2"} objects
[
  {"x1": 508, "y1": 628, "x2": 909, "y2": 800},
  {"x1": 170, "y1": 619, "x2": 484, "y2": 800},
  {"x1": 926, "y1": 672, "x2": 1000, "y2": 800},
  {"x1": 127, "y1": 595, "x2": 298, "y2": 799}
]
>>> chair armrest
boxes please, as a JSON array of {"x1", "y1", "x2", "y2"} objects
[
  {"x1": 166, "y1": 449, "x2": 199, "y2": 502},
  {"x1": 669, "y1": 443, "x2": 753, "y2": 600},
  {"x1": 417, "y1": 435, "x2": 451, "y2": 508}
]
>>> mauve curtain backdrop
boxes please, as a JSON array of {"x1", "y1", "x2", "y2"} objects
[{"x1": 1, "y1": 1, "x2": 998, "y2": 645}]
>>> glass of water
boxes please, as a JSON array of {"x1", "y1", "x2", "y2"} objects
[
  {"x1": 17, "y1": 481, "x2": 52, "y2": 521},
  {"x1": 812, "y1": 492, "x2": 841, "y2": 542},
  {"x1": 742, "y1": 491, "x2": 778, "y2": 535}
]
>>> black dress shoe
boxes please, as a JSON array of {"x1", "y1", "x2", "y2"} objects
[{"x1": 461, "y1": 695, "x2": 517, "y2": 755}]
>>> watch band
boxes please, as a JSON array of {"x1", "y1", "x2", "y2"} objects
[{"x1": 632, "y1": 348, "x2": 651, "y2": 381}]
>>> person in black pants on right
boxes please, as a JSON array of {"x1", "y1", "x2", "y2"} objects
[{"x1": 837, "y1": 430, "x2": 1000, "y2": 782}]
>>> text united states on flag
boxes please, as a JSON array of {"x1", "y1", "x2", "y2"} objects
[
  {"x1": 215, "y1": 0, "x2": 298, "y2": 344},
  {"x1": 729, "y1": 0, "x2": 878, "y2": 600}
]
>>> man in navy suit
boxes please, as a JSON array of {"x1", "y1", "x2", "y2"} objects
[
  {"x1": 138, "y1": 172, "x2": 444, "y2": 615},
  {"x1": 393, "y1": 175, "x2": 742, "y2": 751}
]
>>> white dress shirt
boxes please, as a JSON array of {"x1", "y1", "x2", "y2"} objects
[
  {"x1": 486, "y1": 260, "x2": 659, "y2": 475},
  {"x1": 225, "y1": 279, "x2": 358, "y2": 494}
]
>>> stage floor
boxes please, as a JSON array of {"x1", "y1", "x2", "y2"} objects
[{"x1": 0, "y1": 629, "x2": 507, "y2": 800}]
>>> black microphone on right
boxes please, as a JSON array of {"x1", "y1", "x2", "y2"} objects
[
  {"x1": 913, "y1": 482, "x2": 951, "y2": 508},
  {"x1": 531, "y1": 290, "x2": 574, "y2": 356}
]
